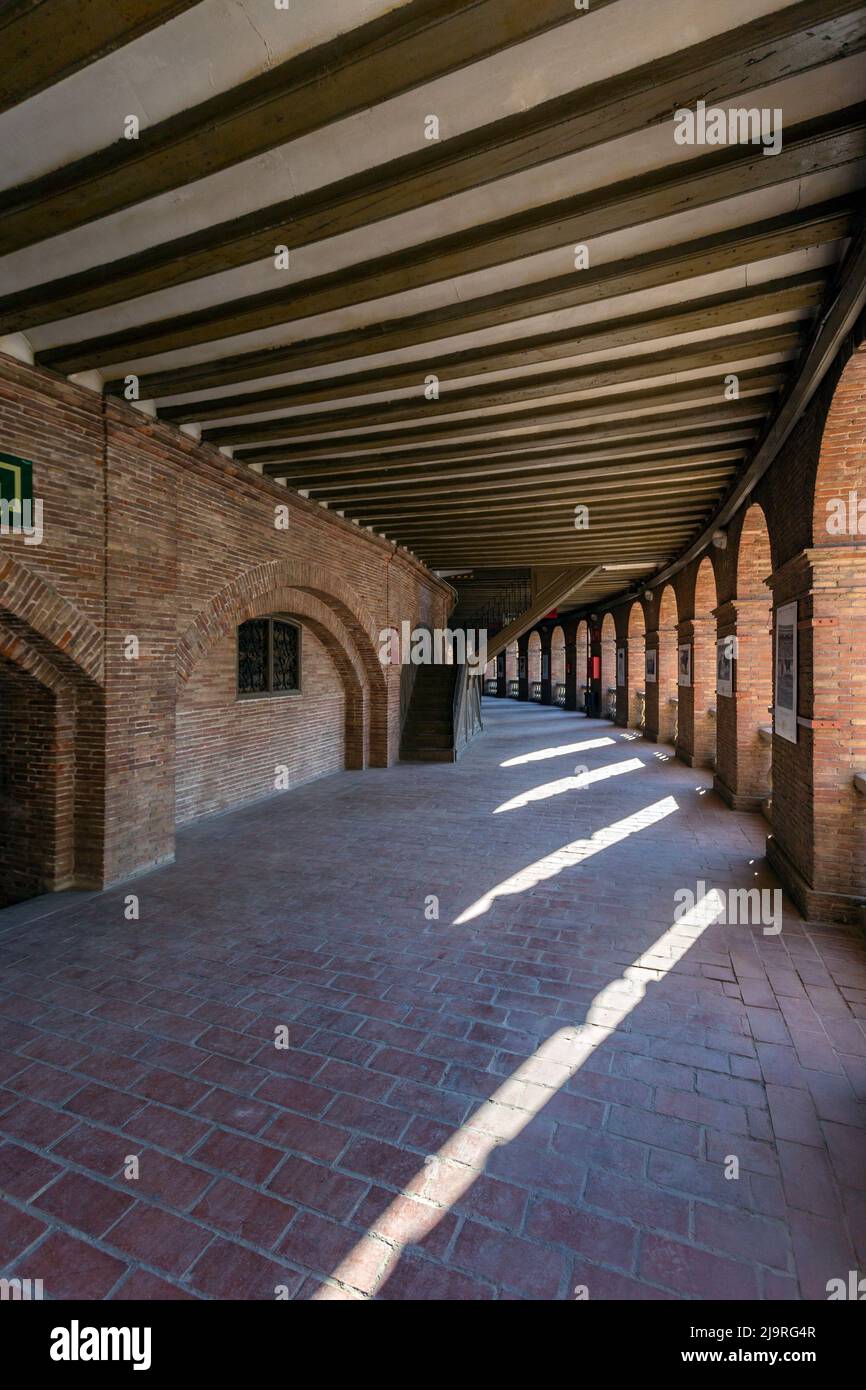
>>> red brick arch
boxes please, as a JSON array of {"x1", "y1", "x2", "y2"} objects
[
  {"x1": 656, "y1": 584, "x2": 679, "y2": 744},
  {"x1": 177, "y1": 561, "x2": 388, "y2": 766},
  {"x1": 0, "y1": 553, "x2": 103, "y2": 685},
  {"x1": 626, "y1": 600, "x2": 646, "y2": 729},
  {"x1": 812, "y1": 344, "x2": 866, "y2": 546}
]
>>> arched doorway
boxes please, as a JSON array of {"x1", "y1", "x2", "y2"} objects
[
  {"x1": 684, "y1": 556, "x2": 718, "y2": 768},
  {"x1": 575, "y1": 619, "x2": 589, "y2": 713},
  {"x1": 0, "y1": 587, "x2": 104, "y2": 907},
  {"x1": 176, "y1": 570, "x2": 387, "y2": 823},
  {"x1": 626, "y1": 601, "x2": 645, "y2": 730},
  {"x1": 771, "y1": 342, "x2": 866, "y2": 920},
  {"x1": 715, "y1": 504, "x2": 773, "y2": 808},
  {"x1": 600, "y1": 614, "x2": 616, "y2": 720},
  {"x1": 527, "y1": 630, "x2": 542, "y2": 700},
  {"x1": 656, "y1": 585, "x2": 679, "y2": 745},
  {"x1": 505, "y1": 640, "x2": 519, "y2": 697},
  {"x1": 551, "y1": 625, "x2": 566, "y2": 706}
]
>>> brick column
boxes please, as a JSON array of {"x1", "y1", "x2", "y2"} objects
[
  {"x1": 714, "y1": 596, "x2": 772, "y2": 810},
  {"x1": 563, "y1": 619, "x2": 579, "y2": 710},
  {"x1": 644, "y1": 621, "x2": 660, "y2": 741},
  {"x1": 615, "y1": 638, "x2": 628, "y2": 725},
  {"x1": 766, "y1": 546, "x2": 866, "y2": 923},
  {"x1": 676, "y1": 618, "x2": 715, "y2": 767},
  {"x1": 517, "y1": 633, "x2": 529, "y2": 701},
  {"x1": 539, "y1": 629, "x2": 553, "y2": 704}
]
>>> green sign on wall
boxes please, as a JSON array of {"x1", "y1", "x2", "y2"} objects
[{"x1": 0, "y1": 451, "x2": 33, "y2": 512}]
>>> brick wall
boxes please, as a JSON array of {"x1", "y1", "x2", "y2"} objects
[
  {"x1": 0, "y1": 353, "x2": 451, "y2": 896},
  {"x1": 176, "y1": 625, "x2": 345, "y2": 824}
]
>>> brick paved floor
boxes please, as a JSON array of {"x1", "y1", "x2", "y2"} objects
[{"x1": 1, "y1": 699, "x2": 864, "y2": 1300}]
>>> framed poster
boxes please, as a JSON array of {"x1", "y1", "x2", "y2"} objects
[
  {"x1": 716, "y1": 638, "x2": 733, "y2": 697},
  {"x1": 645, "y1": 648, "x2": 657, "y2": 683},
  {"x1": 616, "y1": 646, "x2": 625, "y2": 687},
  {"x1": 541, "y1": 653, "x2": 549, "y2": 681},
  {"x1": 774, "y1": 601, "x2": 797, "y2": 743},
  {"x1": 677, "y1": 643, "x2": 691, "y2": 687}
]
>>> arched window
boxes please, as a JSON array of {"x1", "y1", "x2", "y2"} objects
[{"x1": 237, "y1": 616, "x2": 301, "y2": 697}]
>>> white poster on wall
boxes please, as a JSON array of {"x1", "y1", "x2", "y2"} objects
[
  {"x1": 774, "y1": 601, "x2": 798, "y2": 743},
  {"x1": 616, "y1": 647, "x2": 625, "y2": 687},
  {"x1": 677, "y1": 643, "x2": 691, "y2": 687},
  {"x1": 716, "y1": 638, "x2": 733, "y2": 697}
]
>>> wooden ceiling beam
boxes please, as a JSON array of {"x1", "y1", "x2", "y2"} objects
[
  {"x1": 0, "y1": 0, "x2": 610, "y2": 254},
  {"x1": 237, "y1": 370, "x2": 785, "y2": 465},
  {"x1": 161, "y1": 272, "x2": 824, "y2": 425},
  {"x1": 128, "y1": 199, "x2": 853, "y2": 399},
  {"x1": 203, "y1": 328, "x2": 801, "y2": 447},
  {"x1": 7, "y1": 0, "x2": 860, "y2": 325},
  {"x1": 274, "y1": 429, "x2": 758, "y2": 489},
  {"x1": 0, "y1": 0, "x2": 203, "y2": 113},
  {"x1": 39, "y1": 104, "x2": 865, "y2": 374}
]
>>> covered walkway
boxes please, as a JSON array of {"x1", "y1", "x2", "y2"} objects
[{"x1": 0, "y1": 699, "x2": 863, "y2": 1300}]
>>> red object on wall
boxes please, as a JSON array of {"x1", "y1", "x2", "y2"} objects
[{"x1": 591, "y1": 656, "x2": 601, "y2": 680}]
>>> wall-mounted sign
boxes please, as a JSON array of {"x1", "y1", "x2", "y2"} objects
[
  {"x1": 0, "y1": 451, "x2": 33, "y2": 510},
  {"x1": 774, "y1": 601, "x2": 798, "y2": 743},
  {"x1": 678, "y1": 643, "x2": 691, "y2": 687},
  {"x1": 541, "y1": 653, "x2": 549, "y2": 680},
  {"x1": 716, "y1": 638, "x2": 733, "y2": 697},
  {"x1": 645, "y1": 648, "x2": 657, "y2": 683},
  {"x1": 616, "y1": 646, "x2": 625, "y2": 687}
]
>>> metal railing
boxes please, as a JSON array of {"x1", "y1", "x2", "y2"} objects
[
  {"x1": 530, "y1": 681, "x2": 542, "y2": 701},
  {"x1": 508, "y1": 679, "x2": 520, "y2": 698},
  {"x1": 555, "y1": 683, "x2": 566, "y2": 707},
  {"x1": 484, "y1": 678, "x2": 498, "y2": 696}
]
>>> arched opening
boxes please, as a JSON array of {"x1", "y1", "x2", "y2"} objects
[
  {"x1": 716, "y1": 504, "x2": 773, "y2": 808},
  {"x1": 0, "y1": 624, "x2": 104, "y2": 907},
  {"x1": 781, "y1": 342, "x2": 866, "y2": 918},
  {"x1": 600, "y1": 613, "x2": 617, "y2": 720},
  {"x1": 575, "y1": 619, "x2": 589, "y2": 712},
  {"x1": 550, "y1": 624, "x2": 566, "y2": 706},
  {"x1": 505, "y1": 640, "x2": 519, "y2": 696},
  {"x1": 656, "y1": 585, "x2": 679, "y2": 746},
  {"x1": 626, "y1": 601, "x2": 646, "y2": 730},
  {"x1": 688, "y1": 557, "x2": 718, "y2": 768},
  {"x1": 176, "y1": 586, "x2": 373, "y2": 825},
  {"x1": 178, "y1": 559, "x2": 388, "y2": 767},
  {"x1": 527, "y1": 630, "x2": 542, "y2": 700}
]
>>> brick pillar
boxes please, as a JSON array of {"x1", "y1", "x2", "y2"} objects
[
  {"x1": 587, "y1": 622, "x2": 601, "y2": 717},
  {"x1": 517, "y1": 633, "x2": 529, "y2": 701},
  {"x1": 766, "y1": 546, "x2": 866, "y2": 923},
  {"x1": 676, "y1": 618, "x2": 715, "y2": 767},
  {"x1": 615, "y1": 640, "x2": 628, "y2": 725},
  {"x1": 563, "y1": 620, "x2": 579, "y2": 710},
  {"x1": 644, "y1": 623, "x2": 660, "y2": 741},
  {"x1": 539, "y1": 629, "x2": 553, "y2": 704},
  {"x1": 714, "y1": 597, "x2": 772, "y2": 810},
  {"x1": 627, "y1": 634, "x2": 645, "y2": 730}
]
